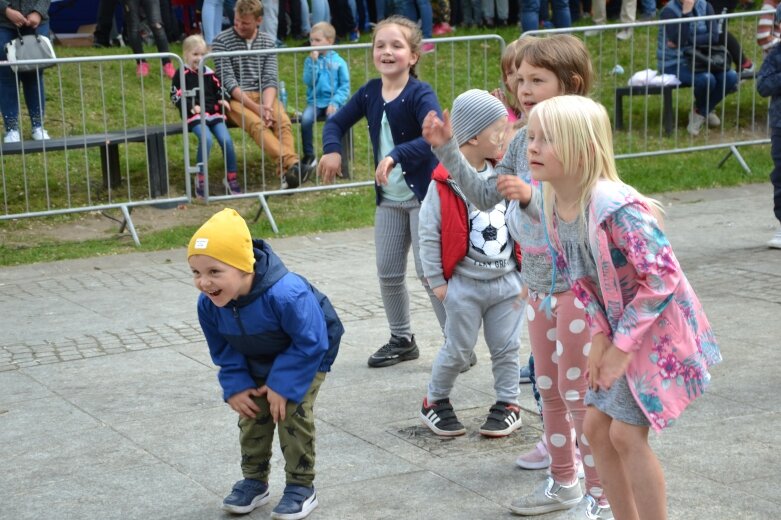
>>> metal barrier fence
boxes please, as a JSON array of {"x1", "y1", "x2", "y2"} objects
[
  {"x1": 199, "y1": 34, "x2": 507, "y2": 231},
  {"x1": 526, "y1": 10, "x2": 770, "y2": 171},
  {"x1": 0, "y1": 52, "x2": 191, "y2": 245}
]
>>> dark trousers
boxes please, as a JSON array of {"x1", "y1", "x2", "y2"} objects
[
  {"x1": 123, "y1": 0, "x2": 171, "y2": 63},
  {"x1": 94, "y1": 0, "x2": 121, "y2": 45},
  {"x1": 771, "y1": 128, "x2": 781, "y2": 224},
  {"x1": 238, "y1": 372, "x2": 325, "y2": 486}
]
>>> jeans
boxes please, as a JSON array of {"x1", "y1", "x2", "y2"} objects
[
  {"x1": 663, "y1": 62, "x2": 738, "y2": 116},
  {"x1": 201, "y1": 0, "x2": 225, "y2": 44},
  {"x1": 311, "y1": 0, "x2": 331, "y2": 24},
  {"x1": 123, "y1": 0, "x2": 170, "y2": 62},
  {"x1": 771, "y1": 128, "x2": 781, "y2": 224},
  {"x1": 520, "y1": 0, "x2": 570, "y2": 32},
  {"x1": 388, "y1": 0, "x2": 433, "y2": 38},
  {"x1": 639, "y1": 0, "x2": 655, "y2": 15},
  {"x1": 261, "y1": 0, "x2": 279, "y2": 38},
  {"x1": 0, "y1": 23, "x2": 49, "y2": 133},
  {"x1": 300, "y1": 105, "x2": 330, "y2": 157},
  {"x1": 192, "y1": 120, "x2": 238, "y2": 175}
]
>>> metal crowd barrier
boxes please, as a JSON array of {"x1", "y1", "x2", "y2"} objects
[
  {"x1": 526, "y1": 10, "x2": 770, "y2": 173},
  {"x1": 0, "y1": 52, "x2": 191, "y2": 245}
]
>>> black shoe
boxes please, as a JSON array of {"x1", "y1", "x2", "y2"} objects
[
  {"x1": 284, "y1": 162, "x2": 311, "y2": 188},
  {"x1": 479, "y1": 401, "x2": 522, "y2": 437},
  {"x1": 302, "y1": 154, "x2": 316, "y2": 169},
  {"x1": 420, "y1": 397, "x2": 466, "y2": 436},
  {"x1": 367, "y1": 334, "x2": 419, "y2": 367}
]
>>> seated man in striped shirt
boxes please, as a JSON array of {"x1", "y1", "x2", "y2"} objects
[{"x1": 213, "y1": 0, "x2": 312, "y2": 190}]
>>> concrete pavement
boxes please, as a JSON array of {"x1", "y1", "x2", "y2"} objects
[{"x1": 1, "y1": 183, "x2": 780, "y2": 519}]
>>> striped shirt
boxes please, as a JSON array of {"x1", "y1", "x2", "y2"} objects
[
  {"x1": 211, "y1": 28, "x2": 278, "y2": 95},
  {"x1": 757, "y1": 1, "x2": 780, "y2": 53}
]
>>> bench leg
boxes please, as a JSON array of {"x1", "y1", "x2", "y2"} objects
[
  {"x1": 662, "y1": 89, "x2": 674, "y2": 136},
  {"x1": 615, "y1": 90, "x2": 625, "y2": 131},
  {"x1": 101, "y1": 144, "x2": 121, "y2": 190},
  {"x1": 146, "y1": 133, "x2": 168, "y2": 198}
]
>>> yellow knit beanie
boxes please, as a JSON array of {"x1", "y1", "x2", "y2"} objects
[{"x1": 187, "y1": 208, "x2": 255, "y2": 273}]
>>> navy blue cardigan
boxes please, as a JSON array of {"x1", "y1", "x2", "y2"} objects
[{"x1": 321, "y1": 77, "x2": 442, "y2": 205}]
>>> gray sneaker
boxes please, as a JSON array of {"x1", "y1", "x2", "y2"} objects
[
  {"x1": 509, "y1": 476, "x2": 583, "y2": 516},
  {"x1": 768, "y1": 229, "x2": 781, "y2": 249},
  {"x1": 562, "y1": 494, "x2": 614, "y2": 520}
]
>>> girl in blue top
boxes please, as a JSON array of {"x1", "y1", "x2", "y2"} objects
[{"x1": 318, "y1": 15, "x2": 447, "y2": 369}]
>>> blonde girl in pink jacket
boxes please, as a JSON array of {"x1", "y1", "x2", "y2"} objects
[{"x1": 495, "y1": 94, "x2": 721, "y2": 519}]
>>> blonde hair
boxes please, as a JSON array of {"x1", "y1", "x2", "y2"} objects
[
  {"x1": 310, "y1": 21, "x2": 336, "y2": 42},
  {"x1": 183, "y1": 34, "x2": 207, "y2": 57},
  {"x1": 516, "y1": 35, "x2": 593, "y2": 96},
  {"x1": 372, "y1": 15, "x2": 422, "y2": 78},
  {"x1": 235, "y1": 0, "x2": 263, "y2": 18},
  {"x1": 530, "y1": 95, "x2": 661, "y2": 238}
]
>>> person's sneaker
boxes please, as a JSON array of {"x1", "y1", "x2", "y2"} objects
[
  {"x1": 707, "y1": 111, "x2": 720, "y2": 127},
  {"x1": 136, "y1": 61, "x2": 150, "y2": 77},
  {"x1": 420, "y1": 397, "x2": 466, "y2": 436},
  {"x1": 509, "y1": 476, "x2": 584, "y2": 515},
  {"x1": 280, "y1": 175, "x2": 290, "y2": 190},
  {"x1": 270, "y1": 484, "x2": 318, "y2": 520},
  {"x1": 583, "y1": 29, "x2": 601, "y2": 37},
  {"x1": 479, "y1": 401, "x2": 522, "y2": 437},
  {"x1": 561, "y1": 494, "x2": 614, "y2": 520},
  {"x1": 459, "y1": 350, "x2": 478, "y2": 373},
  {"x1": 225, "y1": 172, "x2": 242, "y2": 195},
  {"x1": 284, "y1": 162, "x2": 311, "y2": 189},
  {"x1": 768, "y1": 229, "x2": 781, "y2": 249},
  {"x1": 433, "y1": 23, "x2": 453, "y2": 35},
  {"x1": 301, "y1": 154, "x2": 317, "y2": 169},
  {"x1": 421, "y1": 42, "x2": 436, "y2": 54},
  {"x1": 616, "y1": 28, "x2": 633, "y2": 41},
  {"x1": 222, "y1": 478, "x2": 270, "y2": 514},
  {"x1": 638, "y1": 10, "x2": 656, "y2": 20},
  {"x1": 31, "y1": 127, "x2": 50, "y2": 141},
  {"x1": 741, "y1": 59, "x2": 755, "y2": 74},
  {"x1": 367, "y1": 334, "x2": 419, "y2": 367},
  {"x1": 195, "y1": 173, "x2": 205, "y2": 199},
  {"x1": 516, "y1": 441, "x2": 551, "y2": 470},
  {"x1": 349, "y1": 30, "x2": 360, "y2": 42},
  {"x1": 163, "y1": 61, "x2": 176, "y2": 79},
  {"x1": 687, "y1": 110, "x2": 706, "y2": 136},
  {"x1": 519, "y1": 364, "x2": 532, "y2": 384},
  {"x1": 3, "y1": 129, "x2": 21, "y2": 144}
]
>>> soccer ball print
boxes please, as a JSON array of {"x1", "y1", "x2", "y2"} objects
[{"x1": 469, "y1": 203, "x2": 509, "y2": 257}]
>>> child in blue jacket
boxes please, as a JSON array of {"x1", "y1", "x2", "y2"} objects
[
  {"x1": 187, "y1": 208, "x2": 343, "y2": 519},
  {"x1": 301, "y1": 21, "x2": 350, "y2": 167}
]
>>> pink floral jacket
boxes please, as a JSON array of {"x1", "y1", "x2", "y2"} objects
[{"x1": 570, "y1": 181, "x2": 722, "y2": 432}]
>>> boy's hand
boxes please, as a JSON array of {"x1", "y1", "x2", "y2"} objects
[
  {"x1": 317, "y1": 152, "x2": 342, "y2": 183},
  {"x1": 432, "y1": 284, "x2": 447, "y2": 301},
  {"x1": 227, "y1": 388, "x2": 263, "y2": 419},
  {"x1": 422, "y1": 109, "x2": 453, "y2": 148},
  {"x1": 375, "y1": 156, "x2": 395, "y2": 186},
  {"x1": 310, "y1": 50, "x2": 319, "y2": 61},
  {"x1": 258, "y1": 385, "x2": 288, "y2": 423},
  {"x1": 326, "y1": 104, "x2": 336, "y2": 116}
]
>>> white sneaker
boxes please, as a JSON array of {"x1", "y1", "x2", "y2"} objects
[
  {"x1": 510, "y1": 476, "x2": 584, "y2": 515},
  {"x1": 32, "y1": 127, "x2": 50, "y2": 141},
  {"x1": 616, "y1": 29, "x2": 633, "y2": 41},
  {"x1": 3, "y1": 129, "x2": 20, "y2": 143},
  {"x1": 516, "y1": 441, "x2": 552, "y2": 470},
  {"x1": 768, "y1": 229, "x2": 781, "y2": 249},
  {"x1": 687, "y1": 110, "x2": 706, "y2": 136},
  {"x1": 562, "y1": 494, "x2": 614, "y2": 520},
  {"x1": 707, "y1": 111, "x2": 720, "y2": 127},
  {"x1": 583, "y1": 29, "x2": 601, "y2": 37}
]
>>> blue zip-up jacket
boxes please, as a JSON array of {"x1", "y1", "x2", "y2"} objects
[
  {"x1": 197, "y1": 239, "x2": 343, "y2": 403},
  {"x1": 321, "y1": 77, "x2": 442, "y2": 205},
  {"x1": 657, "y1": 0, "x2": 717, "y2": 71},
  {"x1": 757, "y1": 42, "x2": 781, "y2": 128},
  {"x1": 304, "y1": 50, "x2": 350, "y2": 109}
]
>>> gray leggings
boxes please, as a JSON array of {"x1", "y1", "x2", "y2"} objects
[{"x1": 375, "y1": 198, "x2": 446, "y2": 339}]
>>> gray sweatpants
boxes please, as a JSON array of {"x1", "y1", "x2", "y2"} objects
[
  {"x1": 428, "y1": 271, "x2": 525, "y2": 404},
  {"x1": 375, "y1": 198, "x2": 447, "y2": 339}
]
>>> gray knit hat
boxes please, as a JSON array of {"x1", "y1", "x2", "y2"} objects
[{"x1": 451, "y1": 89, "x2": 508, "y2": 146}]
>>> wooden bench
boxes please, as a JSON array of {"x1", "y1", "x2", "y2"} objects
[
  {"x1": 614, "y1": 70, "x2": 755, "y2": 135},
  {"x1": 0, "y1": 124, "x2": 185, "y2": 197}
]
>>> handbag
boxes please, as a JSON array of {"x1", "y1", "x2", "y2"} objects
[
  {"x1": 683, "y1": 45, "x2": 732, "y2": 74},
  {"x1": 4, "y1": 30, "x2": 56, "y2": 73}
]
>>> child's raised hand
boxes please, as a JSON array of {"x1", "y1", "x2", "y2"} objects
[
  {"x1": 317, "y1": 152, "x2": 342, "y2": 183},
  {"x1": 257, "y1": 385, "x2": 288, "y2": 423},
  {"x1": 227, "y1": 387, "x2": 263, "y2": 419},
  {"x1": 497, "y1": 174, "x2": 532, "y2": 204},
  {"x1": 422, "y1": 109, "x2": 453, "y2": 148},
  {"x1": 375, "y1": 156, "x2": 395, "y2": 186}
]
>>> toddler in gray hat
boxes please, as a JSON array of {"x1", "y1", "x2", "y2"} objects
[{"x1": 417, "y1": 89, "x2": 526, "y2": 439}]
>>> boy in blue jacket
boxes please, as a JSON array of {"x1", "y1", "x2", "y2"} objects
[{"x1": 187, "y1": 208, "x2": 343, "y2": 519}]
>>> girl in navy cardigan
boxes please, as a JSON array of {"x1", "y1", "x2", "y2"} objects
[{"x1": 318, "y1": 15, "x2": 446, "y2": 369}]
